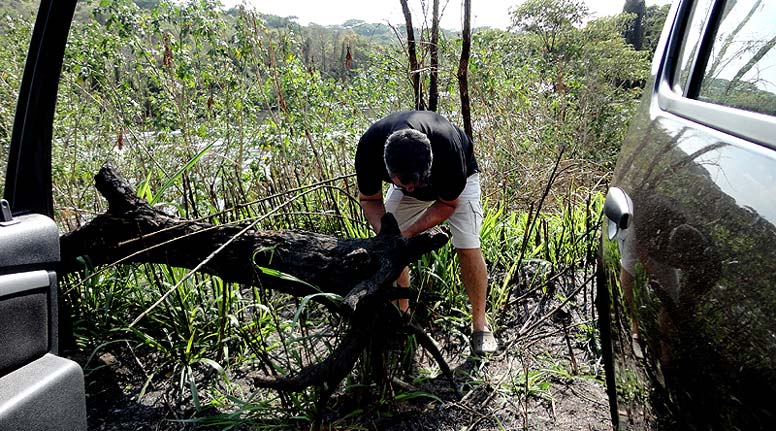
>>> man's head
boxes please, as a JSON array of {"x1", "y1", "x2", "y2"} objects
[{"x1": 383, "y1": 129, "x2": 433, "y2": 192}]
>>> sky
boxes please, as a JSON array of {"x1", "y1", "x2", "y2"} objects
[{"x1": 219, "y1": 0, "x2": 674, "y2": 30}]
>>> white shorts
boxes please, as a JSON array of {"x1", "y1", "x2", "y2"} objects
[{"x1": 384, "y1": 173, "x2": 483, "y2": 249}]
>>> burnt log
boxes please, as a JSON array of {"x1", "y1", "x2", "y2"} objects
[
  {"x1": 60, "y1": 163, "x2": 449, "y2": 299},
  {"x1": 59, "y1": 163, "x2": 458, "y2": 404}
]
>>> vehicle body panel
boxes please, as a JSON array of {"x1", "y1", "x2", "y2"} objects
[{"x1": 599, "y1": 0, "x2": 776, "y2": 429}]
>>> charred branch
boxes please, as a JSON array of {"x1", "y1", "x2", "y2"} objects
[
  {"x1": 59, "y1": 163, "x2": 457, "y2": 403},
  {"x1": 60, "y1": 163, "x2": 449, "y2": 299}
]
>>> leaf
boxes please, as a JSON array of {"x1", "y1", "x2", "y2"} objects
[
  {"x1": 256, "y1": 266, "x2": 320, "y2": 291},
  {"x1": 197, "y1": 357, "x2": 222, "y2": 372},
  {"x1": 255, "y1": 266, "x2": 342, "y2": 324},
  {"x1": 188, "y1": 366, "x2": 201, "y2": 411},
  {"x1": 394, "y1": 391, "x2": 444, "y2": 403},
  {"x1": 198, "y1": 357, "x2": 227, "y2": 378},
  {"x1": 292, "y1": 292, "x2": 343, "y2": 325},
  {"x1": 150, "y1": 140, "x2": 215, "y2": 205},
  {"x1": 136, "y1": 170, "x2": 154, "y2": 202}
]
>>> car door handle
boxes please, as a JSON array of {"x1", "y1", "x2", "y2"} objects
[{"x1": 604, "y1": 187, "x2": 633, "y2": 240}]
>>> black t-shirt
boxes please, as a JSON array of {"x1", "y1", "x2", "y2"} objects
[{"x1": 355, "y1": 111, "x2": 479, "y2": 201}]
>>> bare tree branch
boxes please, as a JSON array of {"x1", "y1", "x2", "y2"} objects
[
  {"x1": 399, "y1": 0, "x2": 426, "y2": 110},
  {"x1": 457, "y1": 0, "x2": 473, "y2": 137}
]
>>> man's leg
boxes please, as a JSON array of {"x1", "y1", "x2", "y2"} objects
[
  {"x1": 384, "y1": 185, "x2": 431, "y2": 313},
  {"x1": 447, "y1": 174, "x2": 496, "y2": 353},
  {"x1": 457, "y1": 247, "x2": 489, "y2": 332},
  {"x1": 396, "y1": 267, "x2": 411, "y2": 312}
]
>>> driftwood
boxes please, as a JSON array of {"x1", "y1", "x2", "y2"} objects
[{"x1": 60, "y1": 163, "x2": 458, "y2": 405}]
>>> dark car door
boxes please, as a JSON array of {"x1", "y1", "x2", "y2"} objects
[
  {"x1": 0, "y1": 1, "x2": 86, "y2": 430},
  {"x1": 599, "y1": 0, "x2": 776, "y2": 429}
]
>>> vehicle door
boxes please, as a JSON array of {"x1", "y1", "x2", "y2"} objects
[{"x1": 599, "y1": 0, "x2": 776, "y2": 428}]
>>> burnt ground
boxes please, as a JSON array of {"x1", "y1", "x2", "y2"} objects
[{"x1": 71, "y1": 266, "x2": 612, "y2": 430}]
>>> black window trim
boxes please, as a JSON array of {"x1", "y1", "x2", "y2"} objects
[
  {"x1": 685, "y1": 0, "x2": 724, "y2": 99},
  {"x1": 673, "y1": 0, "x2": 716, "y2": 96},
  {"x1": 656, "y1": 0, "x2": 776, "y2": 150}
]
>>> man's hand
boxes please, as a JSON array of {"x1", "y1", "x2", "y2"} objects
[
  {"x1": 359, "y1": 192, "x2": 385, "y2": 233},
  {"x1": 402, "y1": 197, "x2": 458, "y2": 238}
]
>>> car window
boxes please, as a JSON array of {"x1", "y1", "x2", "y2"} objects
[
  {"x1": 697, "y1": 0, "x2": 776, "y2": 116},
  {"x1": 673, "y1": 0, "x2": 715, "y2": 94}
]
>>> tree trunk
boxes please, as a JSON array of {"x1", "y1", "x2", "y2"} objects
[
  {"x1": 428, "y1": 0, "x2": 440, "y2": 111},
  {"x1": 623, "y1": 0, "x2": 646, "y2": 50},
  {"x1": 60, "y1": 164, "x2": 450, "y2": 300},
  {"x1": 457, "y1": 0, "x2": 473, "y2": 138},
  {"x1": 399, "y1": 0, "x2": 425, "y2": 110}
]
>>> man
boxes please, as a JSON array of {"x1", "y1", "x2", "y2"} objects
[{"x1": 355, "y1": 110, "x2": 498, "y2": 355}]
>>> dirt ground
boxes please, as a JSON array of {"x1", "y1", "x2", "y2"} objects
[{"x1": 76, "y1": 269, "x2": 612, "y2": 430}]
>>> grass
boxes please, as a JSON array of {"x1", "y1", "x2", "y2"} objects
[
  {"x1": 57, "y1": 107, "x2": 608, "y2": 427},
  {"x1": 42, "y1": 3, "x2": 627, "y2": 428},
  {"x1": 58, "y1": 44, "x2": 610, "y2": 397},
  {"x1": 63, "y1": 178, "x2": 605, "y2": 429}
]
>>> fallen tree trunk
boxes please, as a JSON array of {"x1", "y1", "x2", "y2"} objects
[
  {"x1": 59, "y1": 163, "x2": 457, "y2": 405},
  {"x1": 60, "y1": 164, "x2": 449, "y2": 299}
]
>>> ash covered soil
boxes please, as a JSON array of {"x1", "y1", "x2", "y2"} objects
[{"x1": 74, "y1": 266, "x2": 611, "y2": 430}]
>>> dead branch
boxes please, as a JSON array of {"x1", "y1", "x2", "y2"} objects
[
  {"x1": 60, "y1": 163, "x2": 449, "y2": 299},
  {"x1": 59, "y1": 162, "x2": 458, "y2": 405}
]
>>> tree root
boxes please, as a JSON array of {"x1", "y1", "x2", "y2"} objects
[{"x1": 60, "y1": 162, "x2": 459, "y2": 413}]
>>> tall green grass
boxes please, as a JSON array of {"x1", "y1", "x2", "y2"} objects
[
  {"x1": 41, "y1": 0, "x2": 642, "y2": 427},
  {"x1": 63, "y1": 183, "x2": 604, "y2": 427}
]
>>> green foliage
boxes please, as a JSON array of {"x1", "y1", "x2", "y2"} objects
[
  {"x1": 0, "y1": 7, "x2": 35, "y2": 189},
  {"x1": 622, "y1": 0, "x2": 647, "y2": 49},
  {"x1": 469, "y1": 2, "x2": 649, "y2": 204},
  {"x1": 343, "y1": 19, "x2": 397, "y2": 45},
  {"x1": 1, "y1": 0, "x2": 646, "y2": 426},
  {"x1": 509, "y1": 0, "x2": 589, "y2": 53},
  {"x1": 642, "y1": 4, "x2": 672, "y2": 55}
]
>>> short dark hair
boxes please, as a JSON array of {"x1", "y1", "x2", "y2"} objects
[{"x1": 383, "y1": 129, "x2": 433, "y2": 185}]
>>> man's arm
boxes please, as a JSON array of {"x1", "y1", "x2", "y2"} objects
[
  {"x1": 401, "y1": 197, "x2": 458, "y2": 238},
  {"x1": 359, "y1": 192, "x2": 385, "y2": 233}
]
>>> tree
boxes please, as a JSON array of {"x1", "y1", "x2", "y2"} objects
[
  {"x1": 399, "y1": 0, "x2": 425, "y2": 110},
  {"x1": 503, "y1": 0, "x2": 650, "y2": 162},
  {"x1": 395, "y1": 0, "x2": 472, "y2": 133},
  {"x1": 428, "y1": 0, "x2": 440, "y2": 111},
  {"x1": 622, "y1": 0, "x2": 646, "y2": 50},
  {"x1": 457, "y1": 0, "x2": 473, "y2": 137},
  {"x1": 642, "y1": 4, "x2": 670, "y2": 55},
  {"x1": 509, "y1": 0, "x2": 588, "y2": 54}
]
